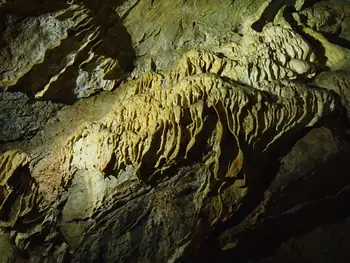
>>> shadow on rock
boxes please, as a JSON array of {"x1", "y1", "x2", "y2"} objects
[
  {"x1": 81, "y1": 0, "x2": 136, "y2": 73},
  {"x1": 186, "y1": 120, "x2": 350, "y2": 263},
  {"x1": 3, "y1": 0, "x2": 136, "y2": 104}
]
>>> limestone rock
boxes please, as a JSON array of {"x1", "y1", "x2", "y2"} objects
[
  {"x1": 0, "y1": 1, "x2": 126, "y2": 102},
  {"x1": 303, "y1": 27, "x2": 350, "y2": 69},
  {"x1": 0, "y1": 91, "x2": 62, "y2": 143},
  {"x1": 269, "y1": 127, "x2": 345, "y2": 194},
  {"x1": 1, "y1": 0, "x2": 350, "y2": 262},
  {"x1": 194, "y1": 126, "x2": 350, "y2": 262},
  {"x1": 248, "y1": 217, "x2": 350, "y2": 263},
  {"x1": 313, "y1": 70, "x2": 350, "y2": 119},
  {"x1": 297, "y1": 3, "x2": 344, "y2": 33},
  {"x1": 0, "y1": 14, "x2": 71, "y2": 88},
  {"x1": 340, "y1": 16, "x2": 350, "y2": 42},
  {"x1": 1, "y1": 0, "x2": 346, "y2": 102},
  {"x1": 0, "y1": 231, "x2": 15, "y2": 263},
  {"x1": 0, "y1": 52, "x2": 339, "y2": 262},
  {"x1": 0, "y1": 150, "x2": 39, "y2": 229},
  {"x1": 166, "y1": 24, "x2": 316, "y2": 89},
  {"x1": 122, "y1": 0, "x2": 243, "y2": 72},
  {"x1": 290, "y1": 1, "x2": 350, "y2": 69},
  {"x1": 247, "y1": 0, "x2": 306, "y2": 33}
]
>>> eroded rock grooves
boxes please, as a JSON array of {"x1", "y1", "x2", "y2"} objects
[{"x1": 1, "y1": 0, "x2": 350, "y2": 262}]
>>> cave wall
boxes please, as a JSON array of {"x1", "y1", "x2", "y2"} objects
[{"x1": 1, "y1": 0, "x2": 350, "y2": 262}]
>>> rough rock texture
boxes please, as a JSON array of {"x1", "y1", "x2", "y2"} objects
[
  {"x1": 166, "y1": 25, "x2": 317, "y2": 89},
  {"x1": 189, "y1": 126, "x2": 350, "y2": 262},
  {"x1": 0, "y1": 14, "x2": 71, "y2": 88},
  {"x1": 1, "y1": 0, "x2": 350, "y2": 263},
  {"x1": 0, "y1": 150, "x2": 38, "y2": 228},
  {"x1": 248, "y1": 217, "x2": 350, "y2": 263},
  {"x1": 313, "y1": 69, "x2": 350, "y2": 118},
  {"x1": 0, "y1": 1, "x2": 128, "y2": 102},
  {"x1": 120, "y1": 0, "x2": 243, "y2": 73},
  {"x1": 0, "y1": 230, "x2": 15, "y2": 263},
  {"x1": 0, "y1": 56, "x2": 338, "y2": 262},
  {"x1": 0, "y1": 92, "x2": 62, "y2": 143}
]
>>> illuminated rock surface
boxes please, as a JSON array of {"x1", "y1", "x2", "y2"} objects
[{"x1": 1, "y1": 0, "x2": 350, "y2": 262}]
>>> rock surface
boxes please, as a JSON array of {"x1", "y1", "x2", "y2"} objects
[
  {"x1": 1, "y1": 0, "x2": 350, "y2": 263},
  {"x1": 313, "y1": 69, "x2": 350, "y2": 118},
  {"x1": 248, "y1": 217, "x2": 350, "y2": 263},
  {"x1": 0, "y1": 0, "x2": 127, "y2": 102},
  {"x1": 0, "y1": 92, "x2": 62, "y2": 143}
]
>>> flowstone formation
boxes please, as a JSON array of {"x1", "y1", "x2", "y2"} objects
[{"x1": 1, "y1": 0, "x2": 350, "y2": 262}]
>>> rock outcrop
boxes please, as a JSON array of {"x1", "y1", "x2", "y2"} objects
[
  {"x1": 0, "y1": 92, "x2": 62, "y2": 143},
  {"x1": 1, "y1": 0, "x2": 350, "y2": 262},
  {"x1": 0, "y1": 0, "x2": 129, "y2": 102}
]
